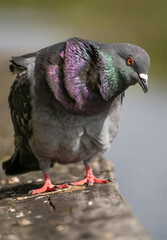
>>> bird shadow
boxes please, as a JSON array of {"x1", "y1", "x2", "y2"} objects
[{"x1": 0, "y1": 182, "x2": 42, "y2": 200}]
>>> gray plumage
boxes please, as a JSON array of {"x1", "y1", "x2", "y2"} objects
[{"x1": 3, "y1": 37, "x2": 150, "y2": 193}]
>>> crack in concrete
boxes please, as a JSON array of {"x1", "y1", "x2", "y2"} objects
[{"x1": 47, "y1": 195, "x2": 56, "y2": 211}]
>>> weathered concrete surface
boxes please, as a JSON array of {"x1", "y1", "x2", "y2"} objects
[{"x1": 0, "y1": 155, "x2": 151, "y2": 240}]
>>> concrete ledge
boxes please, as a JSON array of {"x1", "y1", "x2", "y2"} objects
[{"x1": 0, "y1": 155, "x2": 151, "y2": 240}]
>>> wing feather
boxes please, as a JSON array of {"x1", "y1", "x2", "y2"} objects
[{"x1": 9, "y1": 74, "x2": 32, "y2": 150}]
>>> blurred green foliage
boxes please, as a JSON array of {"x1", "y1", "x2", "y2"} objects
[{"x1": 0, "y1": 0, "x2": 166, "y2": 79}]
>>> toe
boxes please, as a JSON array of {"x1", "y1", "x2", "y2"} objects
[{"x1": 54, "y1": 183, "x2": 69, "y2": 189}]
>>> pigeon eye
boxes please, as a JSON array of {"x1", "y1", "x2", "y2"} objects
[{"x1": 126, "y1": 57, "x2": 134, "y2": 66}]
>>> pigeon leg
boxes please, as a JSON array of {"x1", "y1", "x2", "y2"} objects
[
  {"x1": 29, "y1": 173, "x2": 56, "y2": 194},
  {"x1": 29, "y1": 173, "x2": 69, "y2": 194},
  {"x1": 29, "y1": 159, "x2": 69, "y2": 194},
  {"x1": 72, "y1": 160, "x2": 109, "y2": 186},
  {"x1": 29, "y1": 159, "x2": 56, "y2": 194}
]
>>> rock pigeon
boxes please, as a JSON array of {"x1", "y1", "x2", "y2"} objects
[{"x1": 3, "y1": 37, "x2": 150, "y2": 194}]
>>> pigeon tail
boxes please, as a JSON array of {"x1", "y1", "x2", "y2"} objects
[{"x1": 2, "y1": 146, "x2": 40, "y2": 175}]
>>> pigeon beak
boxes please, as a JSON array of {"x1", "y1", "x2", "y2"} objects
[{"x1": 138, "y1": 73, "x2": 148, "y2": 93}]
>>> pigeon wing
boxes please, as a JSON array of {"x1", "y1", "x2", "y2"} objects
[
  {"x1": 9, "y1": 73, "x2": 32, "y2": 149},
  {"x1": 3, "y1": 56, "x2": 40, "y2": 175}
]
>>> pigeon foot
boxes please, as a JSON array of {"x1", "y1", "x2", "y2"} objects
[
  {"x1": 72, "y1": 165, "x2": 110, "y2": 186},
  {"x1": 29, "y1": 178, "x2": 56, "y2": 194},
  {"x1": 29, "y1": 174, "x2": 69, "y2": 194}
]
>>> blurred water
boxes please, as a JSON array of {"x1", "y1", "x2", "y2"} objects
[
  {"x1": 0, "y1": 8, "x2": 68, "y2": 54},
  {"x1": 105, "y1": 86, "x2": 167, "y2": 240}
]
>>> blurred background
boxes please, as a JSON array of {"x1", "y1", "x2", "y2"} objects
[{"x1": 0, "y1": 0, "x2": 166, "y2": 239}]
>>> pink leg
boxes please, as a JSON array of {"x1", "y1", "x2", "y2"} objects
[
  {"x1": 72, "y1": 164, "x2": 109, "y2": 186},
  {"x1": 29, "y1": 174, "x2": 69, "y2": 194}
]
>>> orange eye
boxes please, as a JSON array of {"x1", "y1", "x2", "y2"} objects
[{"x1": 126, "y1": 57, "x2": 134, "y2": 66}]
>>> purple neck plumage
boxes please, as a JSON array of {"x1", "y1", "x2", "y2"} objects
[
  {"x1": 47, "y1": 40, "x2": 113, "y2": 115},
  {"x1": 48, "y1": 66, "x2": 109, "y2": 115}
]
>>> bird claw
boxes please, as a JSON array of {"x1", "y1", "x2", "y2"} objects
[
  {"x1": 67, "y1": 182, "x2": 73, "y2": 186},
  {"x1": 28, "y1": 190, "x2": 33, "y2": 194},
  {"x1": 28, "y1": 183, "x2": 69, "y2": 194},
  {"x1": 72, "y1": 176, "x2": 109, "y2": 186},
  {"x1": 88, "y1": 180, "x2": 93, "y2": 186},
  {"x1": 107, "y1": 178, "x2": 113, "y2": 182},
  {"x1": 54, "y1": 183, "x2": 69, "y2": 189}
]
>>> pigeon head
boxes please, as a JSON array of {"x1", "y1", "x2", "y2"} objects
[
  {"x1": 45, "y1": 38, "x2": 150, "y2": 114},
  {"x1": 111, "y1": 43, "x2": 150, "y2": 93}
]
